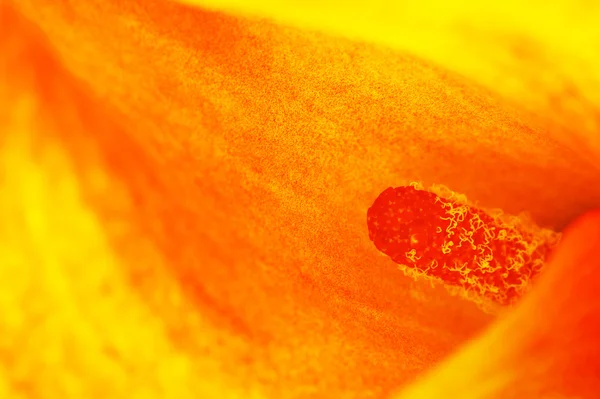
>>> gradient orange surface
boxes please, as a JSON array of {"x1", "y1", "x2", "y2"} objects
[{"x1": 2, "y1": 1, "x2": 600, "y2": 399}]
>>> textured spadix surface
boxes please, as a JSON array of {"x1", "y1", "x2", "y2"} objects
[{"x1": 367, "y1": 184, "x2": 561, "y2": 311}]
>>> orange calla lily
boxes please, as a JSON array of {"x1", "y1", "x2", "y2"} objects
[{"x1": 2, "y1": 1, "x2": 600, "y2": 398}]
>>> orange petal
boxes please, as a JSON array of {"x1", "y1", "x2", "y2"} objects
[
  {"x1": 3, "y1": 1, "x2": 600, "y2": 398},
  {"x1": 182, "y1": 0, "x2": 600, "y2": 164},
  {"x1": 1, "y1": 4, "x2": 491, "y2": 397}
]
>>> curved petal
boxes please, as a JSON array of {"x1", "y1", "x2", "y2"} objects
[
  {"x1": 181, "y1": 0, "x2": 600, "y2": 165},
  {"x1": 12, "y1": 0, "x2": 600, "y2": 228},
  {"x1": 394, "y1": 209, "x2": 600, "y2": 398}
]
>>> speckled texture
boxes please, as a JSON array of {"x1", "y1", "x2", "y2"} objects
[
  {"x1": 3, "y1": 1, "x2": 600, "y2": 398},
  {"x1": 367, "y1": 185, "x2": 561, "y2": 308}
]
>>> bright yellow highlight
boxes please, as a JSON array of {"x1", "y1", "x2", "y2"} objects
[{"x1": 0, "y1": 92, "x2": 242, "y2": 399}]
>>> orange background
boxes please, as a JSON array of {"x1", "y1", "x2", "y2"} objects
[{"x1": 2, "y1": 1, "x2": 600, "y2": 398}]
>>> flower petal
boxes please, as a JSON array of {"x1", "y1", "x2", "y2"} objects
[
  {"x1": 4, "y1": 1, "x2": 600, "y2": 398},
  {"x1": 2, "y1": 4, "x2": 492, "y2": 398},
  {"x1": 181, "y1": 0, "x2": 600, "y2": 165}
]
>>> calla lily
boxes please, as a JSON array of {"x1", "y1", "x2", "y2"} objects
[{"x1": 2, "y1": 1, "x2": 600, "y2": 398}]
